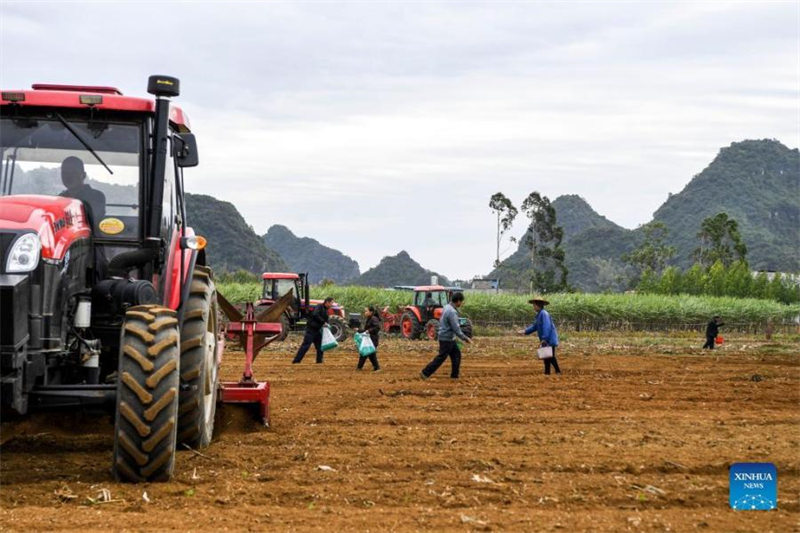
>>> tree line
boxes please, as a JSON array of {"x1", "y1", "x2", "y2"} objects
[
  {"x1": 490, "y1": 191, "x2": 569, "y2": 294},
  {"x1": 489, "y1": 193, "x2": 799, "y2": 303}
]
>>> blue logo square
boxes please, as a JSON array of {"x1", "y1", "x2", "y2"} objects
[{"x1": 730, "y1": 463, "x2": 777, "y2": 510}]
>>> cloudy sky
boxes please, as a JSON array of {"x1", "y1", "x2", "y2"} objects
[{"x1": 2, "y1": 1, "x2": 798, "y2": 279}]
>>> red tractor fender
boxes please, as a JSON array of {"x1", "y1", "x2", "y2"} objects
[
  {"x1": 327, "y1": 306, "x2": 345, "y2": 318},
  {"x1": 403, "y1": 306, "x2": 423, "y2": 323},
  {"x1": 308, "y1": 298, "x2": 345, "y2": 318}
]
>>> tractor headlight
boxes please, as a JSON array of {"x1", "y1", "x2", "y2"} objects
[{"x1": 6, "y1": 233, "x2": 41, "y2": 273}]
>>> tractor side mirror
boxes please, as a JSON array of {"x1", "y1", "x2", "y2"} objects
[{"x1": 174, "y1": 133, "x2": 199, "y2": 167}]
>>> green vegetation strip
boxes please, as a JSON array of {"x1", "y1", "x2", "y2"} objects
[{"x1": 217, "y1": 283, "x2": 800, "y2": 327}]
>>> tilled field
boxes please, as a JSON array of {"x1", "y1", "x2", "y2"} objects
[{"x1": 1, "y1": 333, "x2": 798, "y2": 532}]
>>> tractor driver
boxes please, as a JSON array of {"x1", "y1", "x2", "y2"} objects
[
  {"x1": 59, "y1": 156, "x2": 106, "y2": 228},
  {"x1": 422, "y1": 292, "x2": 437, "y2": 319}
]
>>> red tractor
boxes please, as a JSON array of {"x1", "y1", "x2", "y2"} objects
[
  {"x1": 377, "y1": 286, "x2": 474, "y2": 340},
  {"x1": 258, "y1": 272, "x2": 348, "y2": 342},
  {"x1": 0, "y1": 76, "x2": 282, "y2": 482}
]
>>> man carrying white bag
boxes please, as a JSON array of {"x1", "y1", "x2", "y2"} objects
[
  {"x1": 519, "y1": 297, "x2": 562, "y2": 376},
  {"x1": 293, "y1": 297, "x2": 336, "y2": 364}
]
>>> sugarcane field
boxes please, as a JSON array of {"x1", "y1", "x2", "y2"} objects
[{"x1": 2, "y1": 3, "x2": 800, "y2": 533}]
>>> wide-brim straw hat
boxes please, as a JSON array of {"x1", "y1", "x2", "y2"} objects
[{"x1": 528, "y1": 297, "x2": 550, "y2": 306}]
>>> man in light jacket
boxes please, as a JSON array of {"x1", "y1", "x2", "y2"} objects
[
  {"x1": 520, "y1": 297, "x2": 561, "y2": 375},
  {"x1": 421, "y1": 292, "x2": 471, "y2": 379}
]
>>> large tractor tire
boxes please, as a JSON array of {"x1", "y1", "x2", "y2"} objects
[
  {"x1": 178, "y1": 266, "x2": 220, "y2": 449},
  {"x1": 328, "y1": 315, "x2": 347, "y2": 342},
  {"x1": 401, "y1": 311, "x2": 422, "y2": 340},
  {"x1": 276, "y1": 313, "x2": 291, "y2": 341},
  {"x1": 425, "y1": 319, "x2": 439, "y2": 341},
  {"x1": 113, "y1": 305, "x2": 180, "y2": 482}
]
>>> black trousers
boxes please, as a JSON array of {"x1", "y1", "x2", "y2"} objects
[
  {"x1": 422, "y1": 340, "x2": 462, "y2": 379},
  {"x1": 543, "y1": 345, "x2": 561, "y2": 375},
  {"x1": 293, "y1": 329, "x2": 323, "y2": 363},
  {"x1": 357, "y1": 349, "x2": 380, "y2": 370},
  {"x1": 703, "y1": 335, "x2": 715, "y2": 349}
]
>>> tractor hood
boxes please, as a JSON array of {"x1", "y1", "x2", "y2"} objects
[{"x1": 0, "y1": 195, "x2": 91, "y2": 260}]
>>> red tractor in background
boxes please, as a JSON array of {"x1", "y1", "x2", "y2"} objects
[
  {"x1": 375, "y1": 285, "x2": 474, "y2": 340},
  {"x1": 258, "y1": 272, "x2": 348, "y2": 342},
  {"x1": 0, "y1": 76, "x2": 285, "y2": 482}
]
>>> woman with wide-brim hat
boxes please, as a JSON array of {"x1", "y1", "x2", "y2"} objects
[{"x1": 519, "y1": 297, "x2": 561, "y2": 375}]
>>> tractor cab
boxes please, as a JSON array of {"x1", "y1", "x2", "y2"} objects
[
  {"x1": 261, "y1": 272, "x2": 303, "y2": 310},
  {"x1": 257, "y1": 272, "x2": 348, "y2": 342},
  {"x1": 261, "y1": 272, "x2": 303, "y2": 307},
  {"x1": 413, "y1": 285, "x2": 450, "y2": 322},
  {"x1": 0, "y1": 80, "x2": 199, "y2": 292}
]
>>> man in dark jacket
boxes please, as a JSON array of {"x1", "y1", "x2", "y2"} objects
[
  {"x1": 59, "y1": 156, "x2": 106, "y2": 228},
  {"x1": 292, "y1": 297, "x2": 334, "y2": 364},
  {"x1": 703, "y1": 315, "x2": 724, "y2": 349}
]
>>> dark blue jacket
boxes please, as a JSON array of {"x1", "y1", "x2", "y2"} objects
[{"x1": 524, "y1": 309, "x2": 559, "y2": 346}]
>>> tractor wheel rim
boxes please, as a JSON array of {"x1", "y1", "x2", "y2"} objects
[{"x1": 402, "y1": 319, "x2": 411, "y2": 336}]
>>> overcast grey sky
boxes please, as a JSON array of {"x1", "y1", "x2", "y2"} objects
[{"x1": 2, "y1": 1, "x2": 798, "y2": 279}]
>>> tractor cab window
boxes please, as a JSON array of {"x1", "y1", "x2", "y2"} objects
[
  {"x1": 416, "y1": 291, "x2": 447, "y2": 307},
  {"x1": 274, "y1": 279, "x2": 297, "y2": 300},
  {"x1": 263, "y1": 279, "x2": 298, "y2": 300},
  {"x1": 0, "y1": 116, "x2": 141, "y2": 239}
]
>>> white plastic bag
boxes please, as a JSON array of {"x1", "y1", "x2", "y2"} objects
[
  {"x1": 536, "y1": 346, "x2": 553, "y2": 359},
  {"x1": 321, "y1": 326, "x2": 339, "y2": 352},
  {"x1": 357, "y1": 333, "x2": 376, "y2": 357}
]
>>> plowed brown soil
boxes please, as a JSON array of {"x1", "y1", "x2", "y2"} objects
[{"x1": 1, "y1": 332, "x2": 798, "y2": 532}]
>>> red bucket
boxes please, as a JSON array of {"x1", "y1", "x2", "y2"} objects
[{"x1": 715, "y1": 336, "x2": 724, "y2": 345}]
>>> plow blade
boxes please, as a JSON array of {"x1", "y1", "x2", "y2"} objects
[
  {"x1": 255, "y1": 290, "x2": 294, "y2": 323},
  {"x1": 217, "y1": 290, "x2": 244, "y2": 322}
]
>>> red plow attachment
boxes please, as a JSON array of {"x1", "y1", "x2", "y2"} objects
[{"x1": 217, "y1": 291, "x2": 292, "y2": 426}]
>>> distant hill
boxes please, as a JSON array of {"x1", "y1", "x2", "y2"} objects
[
  {"x1": 652, "y1": 139, "x2": 799, "y2": 271},
  {"x1": 263, "y1": 225, "x2": 360, "y2": 284},
  {"x1": 185, "y1": 193, "x2": 288, "y2": 274},
  {"x1": 553, "y1": 194, "x2": 624, "y2": 240},
  {"x1": 489, "y1": 139, "x2": 800, "y2": 291},
  {"x1": 352, "y1": 251, "x2": 450, "y2": 287}
]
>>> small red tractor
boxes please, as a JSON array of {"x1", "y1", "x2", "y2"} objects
[
  {"x1": 375, "y1": 285, "x2": 474, "y2": 340},
  {"x1": 257, "y1": 272, "x2": 348, "y2": 342},
  {"x1": 0, "y1": 76, "x2": 285, "y2": 483}
]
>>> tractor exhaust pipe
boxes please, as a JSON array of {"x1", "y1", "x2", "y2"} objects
[{"x1": 145, "y1": 75, "x2": 180, "y2": 244}]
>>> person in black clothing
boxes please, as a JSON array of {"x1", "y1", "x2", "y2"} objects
[
  {"x1": 59, "y1": 156, "x2": 106, "y2": 228},
  {"x1": 355, "y1": 305, "x2": 381, "y2": 372},
  {"x1": 703, "y1": 315, "x2": 724, "y2": 349},
  {"x1": 292, "y1": 297, "x2": 334, "y2": 364},
  {"x1": 422, "y1": 292, "x2": 437, "y2": 319}
]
